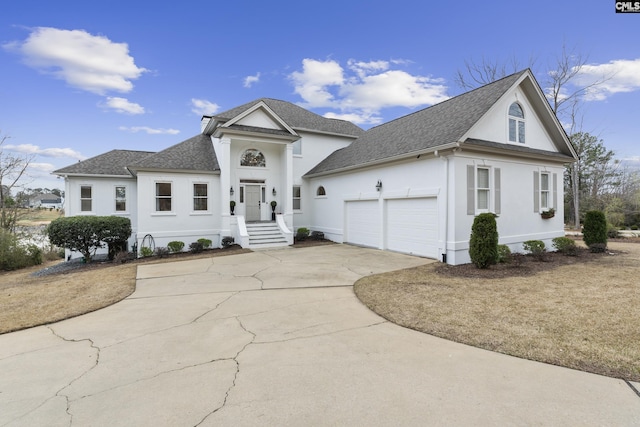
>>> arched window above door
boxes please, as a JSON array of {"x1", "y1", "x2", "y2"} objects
[{"x1": 240, "y1": 149, "x2": 266, "y2": 167}]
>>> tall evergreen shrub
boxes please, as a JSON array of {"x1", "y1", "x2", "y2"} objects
[
  {"x1": 583, "y1": 210, "x2": 607, "y2": 250},
  {"x1": 469, "y1": 213, "x2": 499, "y2": 269}
]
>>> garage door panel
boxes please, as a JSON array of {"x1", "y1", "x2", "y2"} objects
[
  {"x1": 345, "y1": 200, "x2": 380, "y2": 248},
  {"x1": 386, "y1": 198, "x2": 438, "y2": 258}
]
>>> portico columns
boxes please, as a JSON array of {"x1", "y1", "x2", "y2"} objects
[{"x1": 220, "y1": 137, "x2": 232, "y2": 239}]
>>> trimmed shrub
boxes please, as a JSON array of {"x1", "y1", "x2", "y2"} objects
[
  {"x1": 197, "y1": 238, "x2": 212, "y2": 249},
  {"x1": 523, "y1": 240, "x2": 546, "y2": 261},
  {"x1": 47, "y1": 216, "x2": 131, "y2": 262},
  {"x1": 552, "y1": 237, "x2": 577, "y2": 256},
  {"x1": 221, "y1": 236, "x2": 235, "y2": 248},
  {"x1": 469, "y1": 213, "x2": 499, "y2": 269},
  {"x1": 311, "y1": 230, "x2": 325, "y2": 240},
  {"x1": 140, "y1": 246, "x2": 154, "y2": 257},
  {"x1": 497, "y1": 244, "x2": 511, "y2": 263},
  {"x1": 296, "y1": 227, "x2": 310, "y2": 241},
  {"x1": 167, "y1": 241, "x2": 185, "y2": 253},
  {"x1": 583, "y1": 210, "x2": 607, "y2": 248},
  {"x1": 155, "y1": 247, "x2": 169, "y2": 258},
  {"x1": 189, "y1": 241, "x2": 204, "y2": 253}
]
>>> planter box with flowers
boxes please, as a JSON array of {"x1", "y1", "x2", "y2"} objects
[{"x1": 541, "y1": 208, "x2": 555, "y2": 219}]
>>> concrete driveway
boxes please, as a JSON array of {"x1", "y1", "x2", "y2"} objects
[{"x1": 1, "y1": 245, "x2": 639, "y2": 426}]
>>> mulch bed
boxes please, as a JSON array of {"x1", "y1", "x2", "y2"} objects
[{"x1": 435, "y1": 248, "x2": 606, "y2": 279}]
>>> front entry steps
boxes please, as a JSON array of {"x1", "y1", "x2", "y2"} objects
[{"x1": 246, "y1": 221, "x2": 289, "y2": 248}]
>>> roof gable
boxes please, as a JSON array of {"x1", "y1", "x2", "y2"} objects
[
  {"x1": 129, "y1": 134, "x2": 219, "y2": 172},
  {"x1": 306, "y1": 69, "x2": 575, "y2": 176},
  {"x1": 208, "y1": 98, "x2": 364, "y2": 137}
]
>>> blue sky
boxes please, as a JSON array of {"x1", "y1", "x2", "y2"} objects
[{"x1": 1, "y1": 0, "x2": 639, "y2": 191}]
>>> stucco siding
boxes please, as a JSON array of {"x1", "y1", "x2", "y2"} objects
[
  {"x1": 64, "y1": 176, "x2": 138, "y2": 259},
  {"x1": 308, "y1": 157, "x2": 445, "y2": 259},
  {"x1": 449, "y1": 153, "x2": 565, "y2": 265},
  {"x1": 466, "y1": 86, "x2": 558, "y2": 153},
  {"x1": 136, "y1": 171, "x2": 221, "y2": 250}
]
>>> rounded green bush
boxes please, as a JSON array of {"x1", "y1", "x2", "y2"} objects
[
  {"x1": 552, "y1": 237, "x2": 577, "y2": 255},
  {"x1": 167, "y1": 241, "x2": 185, "y2": 253},
  {"x1": 469, "y1": 213, "x2": 499, "y2": 269}
]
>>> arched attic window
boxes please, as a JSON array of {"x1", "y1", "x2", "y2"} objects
[
  {"x1": 240, "y1": 149, "x2": 266, "y2": 167},
  {"x1": 508, "y1": 102, "x2": 525, "y2": 143},
  {"x1": 316, "y1": 186, "x2": 326, "y2": 196}
]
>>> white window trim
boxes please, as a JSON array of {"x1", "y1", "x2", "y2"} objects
[
  {"x1": 155, "y1": 181, "x2": 173, "y2": 213},
  {"x1": 476, "y1": 167, "x2": 491, "y2": 213},
  {"x1": 191, "y1": 182, "x2": 210, "y2": 214},
  {"x1": 80, "y1": 184, "x2": 93, "y2": 213},
  {"x1": 540, "y1": 172, "x2": 550, "y2": 210},
  {"x1": 293, "y1": 185, "x2": 302, "y2": 211},
  {"x1": 114, "y1": 185, "x2": 128, "y2": 214},
  {"x1": 508, "y1": 102, "x2": 526, "y2": 144}
]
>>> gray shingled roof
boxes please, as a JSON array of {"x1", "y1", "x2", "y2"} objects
[
  {"x1": 130, "y1": 133, "x2": 219, "y2": 172},
  {"x1": 305, "y1": 70, "x2": 528, "y2": 176},
  {"x1": 53, "y1": 150, "x2": 154, "y2": 176},
  {"x1": 213, "y1": 98, "x2": 364, "y2": 137}
]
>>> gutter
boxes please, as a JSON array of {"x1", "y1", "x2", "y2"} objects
[{"x1": 305, "y1": 141, "x2": 462, "y2": 178}]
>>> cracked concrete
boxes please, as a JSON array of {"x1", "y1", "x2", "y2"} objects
[{"x1": 1, "y1": 244, "x2": 639, "y2": 426}]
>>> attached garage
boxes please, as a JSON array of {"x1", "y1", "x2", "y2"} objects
[
  {"x1": 344, "y1": 197, "x2": 439, "y2": 259},
  {"x1": 385, "y1": 197, "x2": 438, "y2": 258},
  {"x1": 345, "y1": 200, "x2": 380, "y2": 249}
]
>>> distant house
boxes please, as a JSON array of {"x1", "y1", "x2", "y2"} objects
[
  {"x1": 54, "y1": 69, "x2": 577, "y2": 264},
  {"x1": 30, "y1": 194, "x2": 63, "y2": 210}
]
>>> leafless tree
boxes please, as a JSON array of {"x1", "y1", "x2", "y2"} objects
[
  {"x1": 455, "y1": 45, "x2": 615, "y2": 228},
  {"x1": 0, "y1": 132, "x2": 34, "y2": 232}
]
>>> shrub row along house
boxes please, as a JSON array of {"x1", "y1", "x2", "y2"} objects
[{"x1": 54, "y1": 69, "x2": 577, "y2": 265}]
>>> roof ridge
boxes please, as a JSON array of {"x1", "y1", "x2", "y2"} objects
[{"x1": 366, "y1": 69, "x2": 528, "y2": 132}]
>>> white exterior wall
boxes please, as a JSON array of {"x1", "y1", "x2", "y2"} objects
[
  {"x1": 136, "y1": 171, "x2": 221, "y2": 251},
  {"x1": 229, "y1": 139, "x2": 284, "y2": 221},
  {"x1": 308, "y1": 156, "x2": 446, "y2": 255},
  {"x1": 64, "y1": 176, "x2": 138, "y2": 259},
  {"x1": 467, "y1": 87, "x2": 557, "y2": 152},
  {"x1": 291, "y1": 132, "x2": 354, "y2": 229},
  {"x1": 448, "y1": 153, "x2": 566, "y2": 265}
]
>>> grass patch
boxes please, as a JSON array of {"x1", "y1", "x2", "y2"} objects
[
  {"x1": 0, "y1": 246, "x2": 250, "y2": 334},
  {"x1": 355, "y1": 240, "x2": 640, "y2": 381},
  {"x1": 16, "y1": 208, "x2": 63, "y2": 226}
]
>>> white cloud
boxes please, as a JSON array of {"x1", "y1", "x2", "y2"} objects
[
  {"x1": 289, "y1": 59, "x2": 345, "y2": 108},
  {"x1": 244, "y1": 72, "x2": 261, "y2": 88},
  {"x1": 573, "y1": 58, "x2": 640, "y2": 101},
  {"x1": 28, "y1": 162, "x2": 56, "y2": 173},
  {"x1": 289, "y1": 58, "x2": 449, "y2": 125},
  {"x1": 4, "y1": 144, "x2": 86, "y2": 160},
  {"x1": 324, "y1": 111, "x2": 384, "y2": 126},
  {"x1": 3, "y1": 27, "x2": 147, "y2": 95},
  {"x1": 102, "y1": 97, "x2": 145, "y2": 114},
  {"x1": 118, "y1": 126, "x2": 180, "y2": 135},
  {"x1": 191, "y1": 98, "x2": 220, "y2": 116}
]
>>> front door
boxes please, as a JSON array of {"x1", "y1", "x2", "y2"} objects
[{"x1": 245, "y1": 185, "x2": 261, "y2": 221}]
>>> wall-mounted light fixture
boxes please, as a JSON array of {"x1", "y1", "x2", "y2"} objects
[
  {"x1": 375, "y1": 180, "x2": 382, "y2": 192},
  {"x1": 272, "y1": 187, "x2": 277, "y2": 196},
  {"x1": 230, "y1": 186, "x2": 234, "y2": 196}
]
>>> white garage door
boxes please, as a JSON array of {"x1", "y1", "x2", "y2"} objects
[
  {"x1": 345, "y1": 200, "x2": 380, "y2": 249},
  {"x1": 386, "y1": 198, "x2": 438, "y2": 258}
]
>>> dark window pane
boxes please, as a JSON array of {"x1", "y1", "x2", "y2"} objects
[{"x1": 81, "y1": 199, "x2": 92, "y2": 211}]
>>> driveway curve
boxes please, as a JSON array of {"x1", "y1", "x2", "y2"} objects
[{"x1": 1, "y1": 245, "x2": 639, "y2": 426}]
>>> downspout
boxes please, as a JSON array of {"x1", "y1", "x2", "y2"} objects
[{"x1": 436, "y1": 151, "x2": 449, "y2": 264}]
